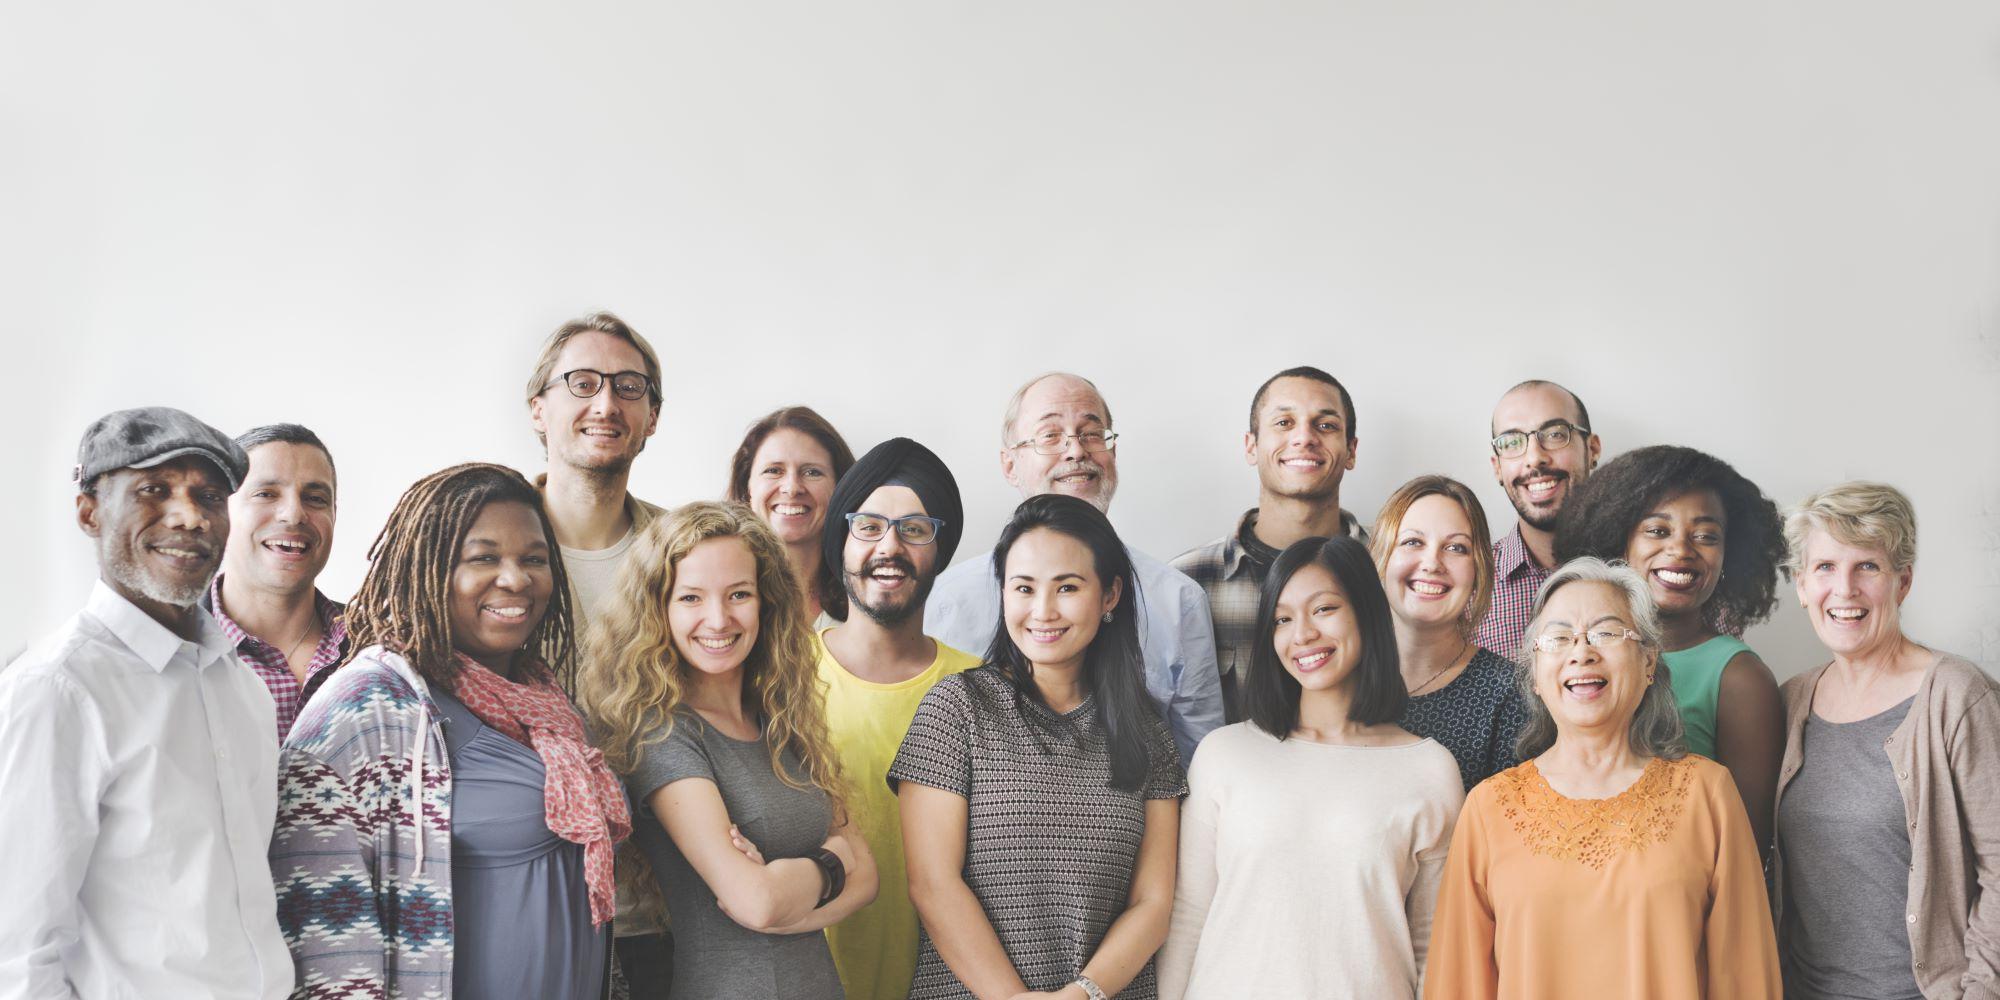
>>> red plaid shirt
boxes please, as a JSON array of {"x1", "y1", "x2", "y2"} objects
[
  {"x1": 206, "y1": 575, "x2": 348, "y2": 741},
  {"x1": 1473, "y1": 523, "x2": 1551, "y2": 661}
]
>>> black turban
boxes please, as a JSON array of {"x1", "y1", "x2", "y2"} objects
[{"x1": 822, "y1": 437, "x2": 964, "y2": 575}]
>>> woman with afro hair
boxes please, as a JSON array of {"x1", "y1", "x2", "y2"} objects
[{"x1": 1554, "y1": 444, "x2": 1786, "y2": 860}]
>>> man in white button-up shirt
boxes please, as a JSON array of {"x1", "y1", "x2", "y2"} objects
[{"x1": 0, "y1": 407, "x2": 293, "y2": 999}]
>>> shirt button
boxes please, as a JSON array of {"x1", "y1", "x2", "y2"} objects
[
  {"x1": 1909, "y1": 914, "x2": 1918, "y2": 924},
  {"x1": 217, "y1": 749, "x2": 228, "y2": 760},
  {"x1": 1901, "y1": 771, "x2": 1911, "y2": 780}
]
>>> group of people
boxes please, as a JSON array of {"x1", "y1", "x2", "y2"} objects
[{"x1": 0, "y1": 310, "x2": 1989, "y2": 1000}]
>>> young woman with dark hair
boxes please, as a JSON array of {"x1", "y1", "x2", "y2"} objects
[
  {"x1": 892, "y1": 493, "x2": 1185, "y2": 1000},
  {"x1": 725, "y1": 405, "x2": 857, "y2": 624},
  {"x1": 1157, "y1": 535, "x2": 1463, "y2": 1000},
  {"x1": 271, "y1": 463, "x2": 631, "y2": 1000},
  {"x1": 1554, "y1": 443, "x2": 1786, "y2": 857}
]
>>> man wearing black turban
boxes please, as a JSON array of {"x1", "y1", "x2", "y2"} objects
[{"x1": 814, "y1": 437, "x2": 985, "y2": 1000}]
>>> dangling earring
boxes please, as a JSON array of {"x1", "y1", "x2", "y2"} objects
[{"x1": 1102, "y1": 611, "x2": 1114, "y2": 623}]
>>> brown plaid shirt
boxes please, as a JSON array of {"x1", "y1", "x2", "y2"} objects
[{"x1": 1172, "y1": 507, "x2": 1366, "y2": 720}]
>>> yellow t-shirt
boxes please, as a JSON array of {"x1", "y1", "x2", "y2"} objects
[{"x1": 815, "y1": 627, "x2": 981, "y2": 1000}]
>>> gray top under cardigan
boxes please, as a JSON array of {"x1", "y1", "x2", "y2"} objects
[
  {"x1": 628, "y1": 707, "x2": 843, "y2": 1000},
  {"x1": 435, "y1": 688, "x2": 610, "y2": 1000},
  {"x1": 1778, "y1": 694, "x2": 1923, "y2": 1000}
]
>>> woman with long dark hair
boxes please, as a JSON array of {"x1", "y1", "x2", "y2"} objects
[
  {"x1": 892, "y1": 493, "x2": 1185, "y2": 1000},
  {"x1": 1158, "y1": 535, "x2": 1462, "y2": 1000},
  {"x1": 271, "y1": 463, "x2": 630, "y2": 999}
]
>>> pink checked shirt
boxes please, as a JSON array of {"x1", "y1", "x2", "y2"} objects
[
  {"x1": 1472, "y1": 523, "x2": 1551, "y2": 662},
  {"x1": 206, "y1": 575, "x2": 348, "y2": 741}
]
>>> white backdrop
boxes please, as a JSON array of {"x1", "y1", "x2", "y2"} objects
[{"x1": 6, "y1": 2, "x2": 1998, "y2": 677}]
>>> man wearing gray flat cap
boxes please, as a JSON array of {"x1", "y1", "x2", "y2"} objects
[{"x1": 0, "y1": 407, "x2": 294, "y2": 999}]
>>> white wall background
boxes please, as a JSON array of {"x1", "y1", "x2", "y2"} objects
[{"x1": 6, "y1": 1, "x2": 1998, "y2": 677}]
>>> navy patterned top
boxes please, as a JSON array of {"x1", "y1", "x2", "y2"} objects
[
  {"x1": 1399, "y1": 647, "x2": 1529, "y2": 791},
  {"x1": 888, "y1": 667, "x2": 1187, "y2": 999}
]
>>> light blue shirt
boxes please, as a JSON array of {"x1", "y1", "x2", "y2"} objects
[{"x1": 923, "y1": 545, "x2": 1225, "y2": 764}]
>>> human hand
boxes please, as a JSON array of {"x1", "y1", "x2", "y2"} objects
[{"x1": 728, "y1": 824, "x2": 764, "y2": 864}]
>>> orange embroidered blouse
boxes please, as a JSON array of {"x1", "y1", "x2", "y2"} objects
[{"x1": 1423, "y1": 754, "x2": 1781, "y2": 1000}]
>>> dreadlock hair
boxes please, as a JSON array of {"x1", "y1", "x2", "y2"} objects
[
  {"x1": 578, "y1": 501, "x2": 847, "y2": 922},
  {"x1": 344, "y1": 462, "x2": 576, "y2": 692},
  {"x1": 1553, "y1": 444, "x2": 1785, "y2": 636}
]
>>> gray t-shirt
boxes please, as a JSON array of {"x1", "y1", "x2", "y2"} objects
[
  {"x1": 628, "y1": 707, "x2": 843, "y2": 999},
  {"x1": 1778, "y1": 694, "x2": 1922, "y2": 1000}
]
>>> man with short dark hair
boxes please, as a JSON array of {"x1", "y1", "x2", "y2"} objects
[
  {"x1": 1475, "y1": 378, "x2": 1601, "y2": 656},
  {"x1": 207, "y1": 423, "x2": 348, "y2": 739},
  {"x1": 0, "y1": 407, "x2": 292, "y2": 998},
  {"x1": 925, "y1": 371, "x2": 1224, "y2": 764},
  {"x1": 1173, "y1": 365, "x2": 1367, "y2": 720},
  {"x1": 814, "y1": 438, "x2": 981, "y2": 1000}
]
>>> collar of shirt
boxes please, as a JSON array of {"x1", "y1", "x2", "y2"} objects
[
  {"x1": 1495, "y1": 522, "x2": 1543, "y2": 581},
  {"x1": 206, "y1": 573, "x2": 346, "y2": 657},
  {"x1": 1225, "y1": 506, "x2": 1365, "y2": 579},
  {"x1": 85, "y1": 580, "x2": 234, "y2": 673}
]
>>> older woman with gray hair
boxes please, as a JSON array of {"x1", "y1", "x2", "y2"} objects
[
  {"x1": 1771, "y1": 482, "x2": 2000, "y2": 1000},
  {"x1": 1424, "y1": 557, "x2": 1780, "y2": 1000}
]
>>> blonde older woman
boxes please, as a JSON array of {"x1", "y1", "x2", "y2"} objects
[
  {"x1": 1771, "y1": 482, "x2": 2000, "y2": 1000},
  {"x1": 1425, "y1": 557, "x2": 1780, "y2": 1000}
]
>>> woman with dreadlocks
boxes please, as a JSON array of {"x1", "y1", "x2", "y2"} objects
[
  {"x1": 270, "y1": 463, "x2": 630, "y2": 1000},
  {"x1": 1554, "y1": 444, "x2": 1787, "y2": 860}
]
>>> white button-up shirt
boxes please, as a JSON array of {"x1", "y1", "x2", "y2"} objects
[{"x1": 0, "y1": 582, "x2": 293, "y2": 999}]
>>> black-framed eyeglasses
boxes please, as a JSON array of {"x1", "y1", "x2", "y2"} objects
[
  {"x1": 1532, "y1": 626, "x2": 1642, "y2": 654},
  {"x1": 845, "y1": 512, "x2": 946, "y2": 545},
  {"x1": 542, "y1": 369, "x2": 656, "y2": 402},
  {"x1": 1008, "y1": 429, "x2": 1119, "y2": 457},
  {"x1": 1491, "y1": 421, "x2": 1588, "y2": 458}
]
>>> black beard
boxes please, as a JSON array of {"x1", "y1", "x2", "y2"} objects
[{"x1": 844, "y1": 558, "x2": 934, "y2": 627}]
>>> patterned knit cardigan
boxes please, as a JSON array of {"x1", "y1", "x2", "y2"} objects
[{"x1": 272, "y1": 645, "x2": 455, "y2": 1000}]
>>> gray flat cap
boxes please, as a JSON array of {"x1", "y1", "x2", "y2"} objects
[{"x1": 73, "y1": 407, "x2": 249, "y2": 492}]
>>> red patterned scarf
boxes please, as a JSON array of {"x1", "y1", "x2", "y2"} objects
[{"x1": 451, "y1": 655, "x2": 632, "y2": 927}]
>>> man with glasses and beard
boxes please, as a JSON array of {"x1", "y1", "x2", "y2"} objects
[
  {"x1": 0, "y1": 408, "x2": 292, "y2": 998},
  {"x1": 524, "y1": 311, "x2": 672, "y2": 995},
  {"x1": 924, "y1": 371, "x2": 1223, "y2": 765},
  {"x1": 812, "y1": 438, "x2": 982, "y2": 1000},
  {"x1": 1475, "y1": 379, "x2": 1601, "y2": 656}
]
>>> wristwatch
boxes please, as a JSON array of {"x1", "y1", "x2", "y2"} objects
[
  {"x1": 811, "y1": 847, "x2": 845, "y2": 908},
  {"x1": 1073, "y1": 975, "x2": 1107, "y2": 1000}
]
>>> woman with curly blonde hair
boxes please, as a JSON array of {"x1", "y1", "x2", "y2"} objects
[{"x1": 580, "y1": 501, "x2": 876, "y2": 999}]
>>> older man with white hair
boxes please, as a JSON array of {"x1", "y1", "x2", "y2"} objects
[{"x1": 924, "y1": 371, "x2": 1224, "y2": 763}]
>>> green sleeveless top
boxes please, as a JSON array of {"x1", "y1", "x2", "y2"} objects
[{"x1": 1662, "y1": 634, "x2": 1752, "y2": 759}]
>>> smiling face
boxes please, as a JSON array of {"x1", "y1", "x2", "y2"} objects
[
  {"x1": 668, "y1": 535, "x2": 762, "y2": 679},
  {"x1": 841, "y1": 484, "x2": 940, "y2": 627},
  {"x1": 1624, "y1": 488, "x2": 1726, "y2": 621},
  {"x1": 1246, "y1": 376, "x2": 1355, "y2": 503},
  {"x1": 1000, "y1": 375, "x2": 1119, "y2": 512},
  {"x1": 529, "y1": 330, "x2": 660, "y2": 476},
  {"x1": 747, "y1": 427, "x2": 836, "y2": 546},
  {"x1": 447, "y1": 500, "x2": 555, "y2": 674},
  {"x1": 1490, "y1": 383, "x2": 1598, "y2": 531},
  {"x1": 1529, "y1": 580, "x2": 1656, "y2": 736},
  {"x1": 1270, "y1": 561, "x2": 1364, "y2": 694},
  {"x1": 1003, "y1": 526, "x2": 1121, "y2": 675},
  {"x1": 1795, "y1": 527, "x2": 1913, "y2": 660},
  {"x1": 225, "y1": 441, "x2": 337, "y2": 596},
  {"x1": 1383, "y1": 493, "x2": 1478, "y2": 631},
  {"x1": 80, "y1": 456, "x2": 232, "y2": 615}
]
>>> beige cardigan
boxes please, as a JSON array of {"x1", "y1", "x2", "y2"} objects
[{"x1": 1772, "y1": 651, "x2": 2000, "y2": 999}]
